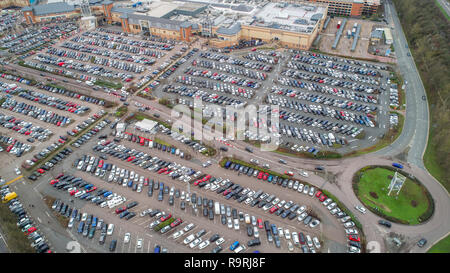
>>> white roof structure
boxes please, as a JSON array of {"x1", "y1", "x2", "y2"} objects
[{"x1": 135, "y1": 119, "x2": 158, "y2": 132}]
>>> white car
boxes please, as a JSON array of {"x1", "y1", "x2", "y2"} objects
[
  {"x1": 288, "y1": 241, "x2": 294, "y2": 252},
  {"x1": 313, "y1": 237, "x2": 321, "y2": 249},
  {"x1": 234, "y1": 245, "x2": 246, "y2": 253},
  {"x1": 14, "y1": 167, "x2": 21, "y2": 175},
  {"x1": 323, "y1": 198, "x2": 333, "y2": 206},
  {"x1": 136, "y1": 238, "x2": 143, "y2": 249},
  {"x1": 278, "y1": 228, "x2": 284, "y2": 237},
  {"x1": 124, "y1": 233, "x2": 131, "y2": 243},
  {"x1": 284, "y1": 229, "x2": 291, "y2": 240},
  {"x1": 183, "y1": 234, "x2": 195, "y2": 244},
  {"x1": 345, "y1": 228, "x2": 359, "y2": 235},
  {"x1": 227, "y1": 218, "x2": 233, "y2": 229},
  {"x1": 296, "y1": 205, "x2": 307, "y2": 214},
  {"x1": 298, "y1": 212, "x2": 308, "y2": 221},
  {"x1": 299, "y1": 171, "x2": 309, "y2": 177},
  {"x1": 253, "y1": 227, "x2": 259, "y2": 238},
  {"x1": 81, "y1": 213, "x2": 88, "y2": 222},
  {"x1": 216, "y1": 237, "x2": 225, "y2": 245},
  {"x1": 344, "y1": 221, "x2": 355, "y2": 228},
  {"x1": 107, "y1": 224, "x2": 114, "y2": 235},
  {"x1": 355, "y1": 205, "x2": 367, "y2": 214},
  {"x1": 189, "y1": 238, "x2": 202, "y2": 248},
  {"x1": 198, "y1": 240, "x2": 210, "y2": 249},
  {"x1": 306, "y1": 235, "x2": 313, "y2": 248},
  {"x1": 297, "y1": 184, "x2": 304, "y2": 192},
  {"x1": 183, "y1": 223, "x2": 195, "y2": 232},
  {"x1": 173, "y1": 230, "x2": 184, "y2": 239},
  {"x1": 233, "y1": 218, "x2": 240, "y2": 230},
  {"x1": 68, "y1": 217, "x2": 74, "y2": 228}
]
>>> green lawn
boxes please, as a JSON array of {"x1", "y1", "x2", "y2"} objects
[
  {"x1": 355, "y1": 167, "x2": 432, "y2": 225},
  {"x1": 428, "y1": 234, "x2": 450, "y2": 253},
  {"x1": 424, "y1": 127, "x2": 449, "y2": 192}
]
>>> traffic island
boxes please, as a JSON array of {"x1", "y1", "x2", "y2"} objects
[{"x1": 352, "y1": 166, "x2": 434, "y2": 225}]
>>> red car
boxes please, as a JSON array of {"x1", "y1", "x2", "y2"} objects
[
  {"x1": 223, "y1": 189, "x2": 231, "y2": 196},
  {"x1": 348, "y1": 235, "x2": 360, "y2": 242},
  {"x1": 160, "y1": 214, "x2": 172, "y2": 222},
  {"x1": 157, "y1": 168, "x2": 167, "y2": 174},
  {"x1": 315, "y1": 191, "x2": 322, "y2": 198},
  {"x1": 319, "y1": 194, "x2": 327, "y2": 202},
  {"x1": 115, "y1": 206, "x2": 126, "y2": 214},
  {"x1": 70, "y1": 189, "x2": 78, "y2": 196},
  {"x1": 26, "y1": 227, "x2": 37, "y2": 235},
  {"x1": 49, "y1": 179, "x2": 59, "y2": 185},
  {"x1": 262, "y1": 173, "x2": 269, "y2": 180},
  {"x1": 86, "y1": 186, "x2": 97, "y2": 193},
  {"x1": 257, "y1": 171, "x2": 264, "y2": 179},
  {"x1": 170, "y1": 218, "x2": 183, "y2": 228},
  {"x1": 127, "y1": 156, "x2": 135, "y2": 162},
  {"x1": 202, "y1": 175, "x2": 211, "y2": 182},
  {"x1": 257, "y1": 218, "x2": 263, "y2": 229},
  {"x1": 37, "y1": 169, "x2": 45, "y2": 174},
  {"x1": 98, "y1": 160, "x2": 104, "y2": 168},
  {"x1": 284, "y1": 171, "x2": 294, "y2": 176},
  {"x1": 56, "y1": 173, "x2": 64, "y2": 179},
  {"x1": 269, "y1": 206, "x2": 279, "y2": 214},
  {"x1": 194, "y1": 180, "x2": 202, "y2": 186}
]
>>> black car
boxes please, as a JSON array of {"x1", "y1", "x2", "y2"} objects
[
  {"x1": 247, "y1": 226, "x2": 253, "y2": 237},
  {"x1": 180, "y1": 201, "x2": 185, "y2": 210},
  {"x1": 109, "y1": 240, "x2": 117, "y2": 252},
  {"x1": 203, "y1": 207, "x2": 208, "y2": 217},
  {"x1": 211, "y1": 246, "x2": 222, "y2": 253},
  {"x1": 417, "y1": 238, "x2": 427, "y2": 247},
  {"x1": 378, "y1": 220, "x2": 392, "y2": 228},
  {"x1": 247, "y1": 238, "x2": 261, "y2": 247},
  {"x1": 221, "y1": 215, "x2": 226, "y2": 225}
]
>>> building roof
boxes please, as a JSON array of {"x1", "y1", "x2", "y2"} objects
[
  {"x1": 135, "y1": 119, "x2": 158, "y2": 132},
  {"x1": 216, "y1": 22, "x2": 241, "y2": 35},
  {"x1": 127, "y1": 13, "x2": 182, "y2": 30},
  {"x1": 22, "y1": 2, "x2": 75, "y2": 16},
  {"x1": 101, "y1": 0, "x2": 113, "y2": 4},
  {"x1": 111, "y1": 6, "x2": 135, "y2": 14},
  {"x1": 370, "y1": 29, "x2": 383, "y2": 39}
]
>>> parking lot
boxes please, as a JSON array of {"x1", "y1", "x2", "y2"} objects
[
  {"x1": 150, "y1": 47, "x2": 392, "y2": 154},
  {"x1": 0, "y1": 71, "x2": 105, "y2": 168},
  {"x1": 26, "y1": 118, "x2": 352, "y2": 253},
  {"x1": 20, "y1": 27, "x2": 188, "y2": 90}
]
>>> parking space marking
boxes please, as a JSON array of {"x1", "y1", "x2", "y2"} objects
[{"x1": 6, "y1": 175, "x2": 23, "y2": 185}]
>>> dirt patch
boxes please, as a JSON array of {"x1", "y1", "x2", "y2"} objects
[
  {"x1": 370, "y1": 192, "x2": 379, "y2": 199},
  {"x1": 411, "y1": 200, "x2": 418, "y2": 207},
  {"x1": 363, "y1": 194, "x2": 392, "y2": 213}
]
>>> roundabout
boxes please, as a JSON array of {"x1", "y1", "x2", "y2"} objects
[{"x1": 353, "y1": 166, "x2": 434, "y2": 225}]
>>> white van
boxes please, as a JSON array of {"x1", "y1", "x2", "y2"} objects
[{"x1": 107, "y1": 224, "x2": 114, "y2": 235}]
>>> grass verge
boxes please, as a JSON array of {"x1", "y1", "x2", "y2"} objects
[
  {"x1": 94, "y1": 79, "x2": 122, "y2": 90},
  {"x1": 0, "y1": 203, "x2": 35, "y2": 253},
  {"x1": 427, "y1": 234, "x2": 450, "y2": 253}
]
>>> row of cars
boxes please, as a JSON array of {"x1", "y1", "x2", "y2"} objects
[
  {"x1": 32, "y1": 54, "x2": 130, "y2": 82},
  {"x1": 243, "y1": 52, "x2": 280, "y2": 64},
  {"x1": 71, "y1": 117, "x2": 109, "y2": 148},
  {"x1": 222, "y1": 161, "x2": 320, "y2": 227},
  {"x1": 26, "y1": 146, "x2": 73, "y2": 180},
  {"x1": 157, "y1": 48, "x2": 197, "y2": 81},
  {"x1": 83, "y1": 29, "x2": 175, "y2": 52},
  {"x1": 0, "y1": 135, "x2": 32, "y2": 157},
  {"x1": 276, "y1": 75, "x2": 378, "y2": 105},
  {"x1": 35, "y1": 83, "x2": 106, "y2": 106},
  {"x1": 286, "y1": 59, "x2": 381, "y2": 86},
  {"x1": 199, "y1": 52, "x2": 273, "y2": 72},
  {"x1": 61, "y1": 40, "x2": 157, "y2": 65},
  {"x1": 0, "y1": 22, "x2": 78, "y2": 55},
  {"x1": 114, "y1": 131, "x2": 187, "y2": 159},
  {"x1": 292, "y1": 50, "x2": 385, "y2": 77},
  {"x1": 0, "y1": 113, "x2": 53, "y2": 142},
  {"x1": 17, "y1": 89, "x2": 90, "y2": 115},
  {"x1": 193, "y1": 60, "x2": 268, "y2": 81},
  {"x1": 23, "y1": 59, "x2": 97, "y2": 84},
  {"x1": 283, "y1": 65, "x2": 379, "y2": 96},
  {"x1": 175, "y1": 75, "x2": 255, "y2": 99},
  {"x1": 184, "y1": 67, "x2": 261, "y2": 89},
  {"x1": 1, "y1": 97, "x2": 72, "y2": 127},
  {"x1": 0, "y1": 186, "x2": 51, "y2": 253},
  {"x1": 163, "y1": 85, "x2": 245, "y2": 108}
]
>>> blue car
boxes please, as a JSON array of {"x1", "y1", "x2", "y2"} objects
[
  {"x1": 392, "y1": 163, "x2": 403, "y2": 169},
  {"x1": 230, "y1": 241, "x2": 240, "y2": 251}
]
